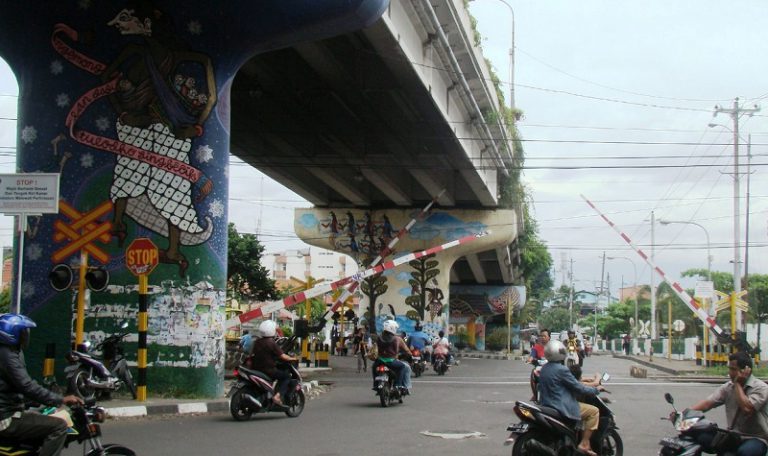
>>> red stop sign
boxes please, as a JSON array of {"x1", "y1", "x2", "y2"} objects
[{"x1": 125, "y1": 238, "x2": 159, "y2": 276}]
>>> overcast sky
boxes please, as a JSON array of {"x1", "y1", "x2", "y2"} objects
[{"x1": 1, "y1": 1, "x2": 767, "y2": 298}]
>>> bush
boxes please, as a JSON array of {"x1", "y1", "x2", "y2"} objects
[{"x1": 485, "y1": 328, "x2": 510, "y2": 351}]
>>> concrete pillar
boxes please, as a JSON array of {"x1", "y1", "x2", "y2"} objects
[
  {"x1": 0, "y1": 0, "x2": 386, "y2": 396},
  {"x1": 295, "y1": 207, "x2": 517, "y2": 341}
]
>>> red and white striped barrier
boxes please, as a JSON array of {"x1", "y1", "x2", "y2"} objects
[
  {"x1": 580, "y1": 194, "x2": 727, "y2": 341},
  {"x1": 226, "y1": 229, "x2": 487, "y2": 328},
  {"x1": 328, "y1": 190, "x2": 445, "y2": 314}
]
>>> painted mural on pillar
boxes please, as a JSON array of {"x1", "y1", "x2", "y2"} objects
[
  {"x1": 51, "y1": 5, "x2": 217, "y2": 277},
  {"x1": 449, "y1": 284, "x2": 527, "y2": 351}
]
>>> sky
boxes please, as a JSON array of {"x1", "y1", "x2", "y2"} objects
[{"x1": 1, "y1": 1, "x2": 767, "y2": 299}]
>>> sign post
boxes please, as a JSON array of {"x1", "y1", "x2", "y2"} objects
[
  {"x1": 0, "y1": 173, "x2": 60, "y2": 313},
  {"x1": 126, "y1": 238, "x2": 159, "y2": 402}
]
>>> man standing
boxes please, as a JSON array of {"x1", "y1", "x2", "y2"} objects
[{"x1": 684, "y1": 351, "x2": 768, "y2": 456}]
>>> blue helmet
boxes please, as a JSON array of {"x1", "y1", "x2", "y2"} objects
[{"x1": 0, "y1": 313, "x2": 37, "y2": 346}]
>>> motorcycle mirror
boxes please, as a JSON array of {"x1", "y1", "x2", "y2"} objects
[
  {"x1": 601, "y1": 372, "x2": 611, "y2": 383},
  {"x1": 83, "y1": 340, "x2": 92, "y2": 349},
  {"x1": 664, "y1": 393, "x2": 674, "y2": 405}
]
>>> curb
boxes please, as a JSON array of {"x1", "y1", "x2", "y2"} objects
[{"x1": 611, "y1": 353, "x2": 698, "y2": 376}]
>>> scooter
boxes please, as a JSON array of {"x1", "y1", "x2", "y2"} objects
[
  {"x1": 505, "y1": 373, "x2": 623, "y2": 456},
  {"x1": 373, "y1": 362, "x2": 406, "y2": 407},
  {"x1": 65, "y1": 322, "x2": 137, "y2": 402},
  {"x1": 659, "y1": 392, "x2": 761, "y2": 455},
  {"x1": 228, "y1": 336, "x2": 306, "y2": 420},
  {"x1": 0, "y1": 400, "x2": 135, "y2": 455},
  {"x1": 410, "y1": 348, "x2": 426, "y2": 378},
  {"x1": 433, "y1": 354, "x2": 449, "y2": 375},
  {"x1": 565, "y1": 345, "x2": 580, "y2": 368}
]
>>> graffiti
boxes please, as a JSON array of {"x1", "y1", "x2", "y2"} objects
[{"x1": 318, "y1": 210, "x2": 398, "y2": 258}]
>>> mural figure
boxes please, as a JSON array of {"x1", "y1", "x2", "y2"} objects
[
  {"x1": 426, "y1": 278, "x2": 444, "y2": 321},
  {"x1": 321, "y1": 210, "x2": 340, "y2": 247},
  {"x1": 99, "y1": 3, "x2": 217, "y2": 276},
  {"x1": 342, "y1": 211, "x2": 357, "y2": 236}
]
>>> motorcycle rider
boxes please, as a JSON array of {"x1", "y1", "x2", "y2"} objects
[
  {"x1": 528, "y1": 328, "x2": 551, "y2": 402},
  {"x1": 682, "y1": 351, "x2": 768, "y2": 456},
  {"x1": 408, "y1": 323, "x2": 430, "y2": 362},
  {"x1": 249, "y1": 320, "x2": 298, "y2": 406},
  {"x1": 539, "y1": 339, "x2": 604, "y2": 456},
  {"x1": 372, "y1": 320, "x2": 413, "y2": 394},
  {"x1": 0, "y1": 313, "x2": 83, "y2": 456},
  {"x1": 566, "y1": 329, "x2": 585, "y2": 367},
  {"x1": 433, "y1": 330, "x2": 452, "y2": 366}
]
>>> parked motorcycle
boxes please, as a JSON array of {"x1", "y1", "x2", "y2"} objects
[
  {"x1": 505, "y1": 373, "x2": 623, "y2": 456},
  {"x1": 0, "y1": 400, "x2": 135, "y2": 455},
  {"x1": 66, "y1": 323, "x2": 137, "y2": 402},
  {"x1": 410, "y1": 349, "x2": 426, "y2": 378},
  {"x1": 433, "y1": 354, "x2": 449, "y2": 376},
  {"x1": 659, "y1": 392, "x2": 757, "y2": 455},
  {"x1": 228, "y1": 336, "x2": 306, "y2": 420},
  {"x1": 373, "y1": 363, "x2": 406, "y2": 407}
]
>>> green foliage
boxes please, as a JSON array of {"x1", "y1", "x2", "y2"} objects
[
  {"x1": 485, "y1": 327, "x2": 510, "y2": 351},
  {"x1": 280, "y1": 325, "x2": 293, "y2": 338},
  {"x1": 681, "y1": 269, "x2": 734, "y2": 293},
  {"x1": 227, "y1": 223, "x2": 279, "y2": 302},
  {"x1": 537, "y1": 307, "x2": 572, "y2": 332},
  {"x1": 0, "y1": 288, "x2": 9, "y2": 314},
  {"x1": 293, "y1": 297, "x2": 326, "y2": 321}
]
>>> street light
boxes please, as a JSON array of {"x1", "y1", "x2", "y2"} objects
[
  {"x1": 657, "y1": 220, "x2": 712, "y2": 281},
  {"x1": 606, "y1": 256, "x2": 638, "y2": 337},
  {"x1": 468, "y1": 0, "x2": 515, "y2": 109}
]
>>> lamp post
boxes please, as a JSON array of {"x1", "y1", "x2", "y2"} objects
[
  {"x1": 468, "y1": 0, "x2": 515, "y2": 109},
  {"x1": 658, "y1": 219, "x2": 712, "y2": 365},
  {"x1": 607, "y1": 256, "x2": 638, "y2": 337}
]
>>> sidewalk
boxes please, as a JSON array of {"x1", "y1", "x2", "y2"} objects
[
  {"x1": 612, "y1": 352, "x2": 708, "y2": 376},
  {"x1": 101, "y1": 365, "x2": 332, "y2": 419}
]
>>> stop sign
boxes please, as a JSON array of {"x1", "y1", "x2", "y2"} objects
[{"x1": 125, "y1": 238, "x2": 159, "y2": 276}]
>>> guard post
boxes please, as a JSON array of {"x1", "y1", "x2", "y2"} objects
[{"x1": 125, "y1": 238, "x2": 159, "y2": 402}]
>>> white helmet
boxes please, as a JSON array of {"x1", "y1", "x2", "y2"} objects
[
  {"x1": 544, "y1": 340, "x2": 567, "y2": 362},
  {"x1": 258, "y1": 320, "x2": 277, "y2": 338},
  {"x1": 382, "y1": 319, "x2": 399, "y2": 335}
]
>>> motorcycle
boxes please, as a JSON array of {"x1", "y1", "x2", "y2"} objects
[
  {"x1": 0, "y1": 400, "x2": 135, "y2": 455},
  {"x1": 373, "y1": 362, "x2": 406, "y2": 407},
  {"x1": 65, "y1": 323, "x2": 137, "y2": 402},
  {"x1": 228, "y1": 336, "x2": 306, "y2": 421},
  {"x1": 433, "y1": 354, "x2": 449, "y2": 376},
  {"x1": 565, "y1": 344, "x2": 580, "y2": 368},
  {"x1": 505, "y1": 373, "x2": 623, "y2": 456},
  {"x1": 410, "y1": 348, "x2": 426, "y2": 378},
  {"x1": 658, "y1": 392, "x2": 760, "y2": 455}
]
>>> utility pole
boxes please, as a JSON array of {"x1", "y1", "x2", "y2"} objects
[
  {"x1": 597, "y1": 252, "x2": 606, "y2": 345},
  {"x1": 714, "y1": 98, "x2": 760, "y2": 332},
  {"x1": 651, "y1": 210, "x2": 657, "y2": 339},
  {"x1": 569, "y1": 257, "x2": 574, "y2": 328}
]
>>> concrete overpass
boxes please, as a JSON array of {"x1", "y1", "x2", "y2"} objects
[{"x1": 230, "y1": 0, "x2": 522, "y2": 286}]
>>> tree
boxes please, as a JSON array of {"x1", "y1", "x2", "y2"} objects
[
  {"x1": 537, "y1": 307, "x2": 571, "y2": 332},
  {"x1": 361, "y1": 273, "x2": 387, "y2": 334},
  {"x1": 404, "y1": 254, "x2": 440, "y2": 321},
  {"x1": 227, "y1": 223, "x2": 279, "y2": 302}
]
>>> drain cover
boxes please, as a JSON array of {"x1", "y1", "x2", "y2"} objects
[{"x1": 420, "y1": 430, "x2": 486, "y2": 440}]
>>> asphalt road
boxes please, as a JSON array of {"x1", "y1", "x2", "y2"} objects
[{"x1": 63, "y1": 354, "x2": 729, "y2": 456}]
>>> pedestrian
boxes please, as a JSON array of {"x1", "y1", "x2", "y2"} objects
[{"x1": 622, "y1": 334, "x2": 631, "y2": 355}]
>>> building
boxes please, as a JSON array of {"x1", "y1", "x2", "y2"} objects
[{"x1": 264, "y1": 247, "x2": 357, "y2": 287}]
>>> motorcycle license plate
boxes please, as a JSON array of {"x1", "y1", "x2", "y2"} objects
[
  {"x1": 374, "y1": 375, "x2": 388, "y2": 382},
  {"x1": 506, "y1": 423, "x2": 529, "y2": 433},
  {"x1": 659, "y1": 436, "x2": 688, "y2": 451},
  {"x1": 413, "y1": 356, "x2": 421, "y2": 361}
]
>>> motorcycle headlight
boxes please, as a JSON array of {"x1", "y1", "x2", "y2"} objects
[{"x1": 676, "y1": 417, "x2": 700, "y2": 432}]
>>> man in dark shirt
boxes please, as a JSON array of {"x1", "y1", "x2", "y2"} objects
[
  {"x1": 0, "y1": 313, "x2": 83, "y2": 456},
  {"x1": 250, "y1": 320, "x2": 297, "y2": 406}
]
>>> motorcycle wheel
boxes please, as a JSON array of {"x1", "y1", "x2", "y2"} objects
[
  {"x1": 414, "y1": 366, "x2": 422, "y2": 378},
  {"x1": 229, "y1": 387, "x2": 253, "y2": 421},
  {"x1": 123, "y1": 369, "x2": 137, "y2": 400},
  {"x1": 511, "y1": 432, "x2": 546, "y2": 456},
  {"x1": 87, "y1": 444, "x2": 137, "y2": 455},
  {"x1": 379, "y1": 383, "x2": 390, "y2": 408},
  {"x1": 69, "y1": 368, "x2": 96, "y2": 402},
  {"x1": 600, "y1": 429, "x2": 623, "y2": 456},
  {"x1": 284, "y1": 390, "x2": 305, "y2": 418},
  {"x1": 566, "y1": 357, "x2": 576, "y2": 368}
]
